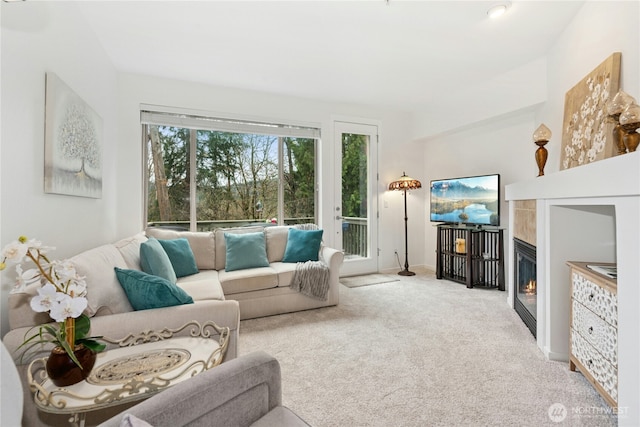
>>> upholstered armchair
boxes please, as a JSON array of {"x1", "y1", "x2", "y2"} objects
[{"x1": 99, "y1": 351, "x2": 310, "y2": 427}]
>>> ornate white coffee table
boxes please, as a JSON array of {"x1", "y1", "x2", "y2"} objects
[{"x1": 27, "y1": 320, "x2": 230, "y2": 427}]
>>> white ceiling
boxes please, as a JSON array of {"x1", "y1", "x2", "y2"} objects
[{"x1": 77, "y1": 1, "x2": 585, "y2": 114}]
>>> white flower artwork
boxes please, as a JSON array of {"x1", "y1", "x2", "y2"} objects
[
  {"x1": 44, "y1": 73, "x2": 103, "y2": 198},
  {"x1": 560, "y1": 53, "x2": 621, "y2": 170}
]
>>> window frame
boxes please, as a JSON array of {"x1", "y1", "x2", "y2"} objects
[{"x1": 141, "y1": 108, "x2": 320, "y2": 231}]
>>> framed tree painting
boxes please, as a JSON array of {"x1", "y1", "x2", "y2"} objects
[
  {"x1": 560, "y1": 52, "x2": 621, "y2": 170},
  {"x1": 44, "y1": 73, "x2": 103, "y2": 198}
]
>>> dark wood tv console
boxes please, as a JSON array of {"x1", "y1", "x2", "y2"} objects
[{"x1": 436, "y1": 225, "x2": 504, "y2": 290}]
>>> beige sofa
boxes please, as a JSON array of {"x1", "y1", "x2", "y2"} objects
[
  {"x1": 3, "y1": 224, "x2": 342, "y2": 426},
  {"x1": 4, "y1": 225, "x2": 343, "y2": 359},
  {"x1": 146, "y1": 225, "x2": 343, "y2": 320}
]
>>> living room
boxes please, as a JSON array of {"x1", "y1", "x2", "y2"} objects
[{"x1": 1, "y1": 1, "x2": 639, "y2": 425}]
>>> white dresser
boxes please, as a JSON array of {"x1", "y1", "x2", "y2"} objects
[{"x1": 567, "y1": 261, "x2": 618, "y2": 407}]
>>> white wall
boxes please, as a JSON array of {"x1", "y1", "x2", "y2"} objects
[
  {"x1": 0, "y1": 2, "x2": 118, "y2": 337},
  {"x1": 420, "y1": 109, "x2": 537, "y2": 272},
  {"x1": 410, "y1": 57, "x2": 548, "y2": 139}
]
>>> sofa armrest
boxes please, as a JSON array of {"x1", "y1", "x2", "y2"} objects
[
  {"x1": 321, "y1": 246, "x2": 344, "y2": 271},
  {"x1": 98, "y1": 351, "x2": 282, "y2": 427},
  {"x1": 321, "y1": 246, "x2": 344, "y2": 304},
  {"x1": 2, "y1": 300, "x2": 240, "y2": 364}
]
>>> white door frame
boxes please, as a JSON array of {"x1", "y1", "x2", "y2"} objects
[{"x1": 334, "y1": 120, "x2": 379, "y2": 276}]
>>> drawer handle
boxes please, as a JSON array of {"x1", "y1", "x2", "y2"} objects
[
  {"x1": 588, "y1": 326, "x2": 593, "y2": 335},
  {"x1": 588, "y1": 293, "x2": 594, "y2": 301}
]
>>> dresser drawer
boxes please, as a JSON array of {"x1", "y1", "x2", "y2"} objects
[
  {"x1": 572, "y1": 271, "x2": 617, "y2": 327},
  {"x1": 571, "y1": 330, "x2": 618, "y2": 404},
  {"x1": 572, "y1": 300, "x2": 617, "y2": 365}
]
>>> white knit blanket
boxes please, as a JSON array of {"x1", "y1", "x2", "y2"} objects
[{"x1": 290, "y1": 260, "x2": 330, "y2": 301}]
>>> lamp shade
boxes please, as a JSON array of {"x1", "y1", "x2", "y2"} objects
[
  {"x1": 606, "y1": 90, "x2": 636, "y2": 116},
  {"x1": 389, "y1": 172, "x2": 422, "y2": 191},
  {"x1": 619, "y1": 103, "x2": 640, "y2": 125},
  {"x1": 533, "y1": 124, "x2": 552, "y2": 142}
]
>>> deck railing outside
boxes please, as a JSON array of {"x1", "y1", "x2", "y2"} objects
[
  {"x1": 342, "y1": 217, "x2": 368, "y2": 258},
  {"x1": 148, "y1": 216, "x2": 369, "y2": 258}
]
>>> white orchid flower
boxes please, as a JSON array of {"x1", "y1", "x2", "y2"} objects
[
  {"x1": 1, "y1": 240, "x2": 29, "y2": 266},
  {"x1": 25, "y1": 238, "x2": 52, "y2": 254},
  {"x1": 30, "y1": 283, "x2": 62, "y2": 313},
  {"x1": 10, "y1": 265, "x2": 41, "y2": 294},
  {"x1": 49, "y1": 295, "x2": 87, "y2": 322},
  {"x1": 52, "y1": 260, "x2": 76, "y2": 282},
  {"x1": 66, "y1": 278, "x2": 88, "y2": 298}
]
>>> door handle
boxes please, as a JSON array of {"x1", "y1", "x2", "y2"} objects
[{"x1": 336, "y1": 215, "x2": 344, "y2": 220}]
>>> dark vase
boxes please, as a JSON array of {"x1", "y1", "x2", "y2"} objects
[{"x1": 46, "y1": 344, "x2": 97, "y2": 387}]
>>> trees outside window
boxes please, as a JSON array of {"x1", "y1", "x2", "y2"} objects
[{"x1": 145, "y1": 119, "x2": 317, "y2": 231}]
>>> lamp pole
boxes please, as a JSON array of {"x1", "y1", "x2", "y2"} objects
[
  {"x1": 388, "y1": 172, "x2": 421, "y2": 276},
  {"x1": 399, "y1": 188, "x2": 415, "y2": 276}
]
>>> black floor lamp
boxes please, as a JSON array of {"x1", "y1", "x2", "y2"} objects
[{"x1": 389, "y1": 172, "x2": 422, "y2": 276}]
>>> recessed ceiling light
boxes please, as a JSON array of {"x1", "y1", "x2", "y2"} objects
[{"x1": 487, "y1": 2, "x2": 511, "y2": 19}]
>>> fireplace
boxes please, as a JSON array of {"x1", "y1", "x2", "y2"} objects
[{"x1": 514, "y1": 238, "x2": 536, "y2": 337}]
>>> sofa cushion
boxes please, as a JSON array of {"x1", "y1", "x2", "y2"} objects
[
  {"x1": 157, "y1": 238, "x2": 199, "y2": 278},
  {"x1": 140, "y1": 238, "x2": 177, "y2": 283},
  {"x1": 215, "y1": 226, "x2": 264, "y2": 270},
  {"x1": 146, "y1": 228, "x2": 216, "y2": 270},
  {"x1": 113, "y1": 233, "x2": 148, "y2": 270},
  {"x1": 176, "y1": 270, "x2": 225, "y2": 301},
  {"x1": 70, "y1": 244, "x2": 133, "y2": 317},
  {"x1": 218, "y1": 267, "x2": 278, "y2": 295},
  {"x1": 115, "y1": 268, "x2": 194, "y2": 311},
  {"x1": 270, "y1": 262, "x2": 297, "y2": 288},
  {"x1": 264, "y1": 226, "x2": 290, "y2": 263},
  {"x1": 224, "y1": 231, "x2": 269, "y2": 272},
  {"x1": 282, "y1": 228, "x2": 323, "y2": 263}
]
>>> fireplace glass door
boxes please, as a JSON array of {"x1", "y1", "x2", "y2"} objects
[{"x1": 514, "y1": 238, "x2": 536, "y2": 337}]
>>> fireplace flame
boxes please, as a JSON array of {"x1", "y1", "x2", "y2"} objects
[{"x1": 525, "y1": 280, "x2": 536, "y2": 294}]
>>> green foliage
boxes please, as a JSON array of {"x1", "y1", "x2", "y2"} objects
[
  {"x1": 341, "y1": 134, "x2": 368, "y2": 218},
  {"x1": 147, "y1": 126, "x2": 317, "y2": 226},
  {"x1": 284, "y1": 138, "x2": 315, "y2": 219},
  {"x1": 17, "y1": 314, "x2": 105, "y2": 369}
]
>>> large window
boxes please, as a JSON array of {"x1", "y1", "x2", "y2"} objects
[{"x1": 142, "y1": 111, "x2": 319, "y2": 231}]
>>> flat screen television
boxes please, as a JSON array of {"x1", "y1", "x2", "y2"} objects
[{"x1": 429, "y1": 173, "x2": 500, "y2": 226}]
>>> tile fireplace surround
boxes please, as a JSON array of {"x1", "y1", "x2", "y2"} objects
[{"x1": 506, "y1": 152, "x2": 640, "y2": 425}]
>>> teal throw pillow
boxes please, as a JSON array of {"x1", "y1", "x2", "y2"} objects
[
  {"x1": 224, "y1": 231, "x2": 269, "y2": 272},
  {"x1": 157, "y1": 238, "x2": 199, "y2": 278},
  {"x1": 282, "y1": 228, "x2": 323, "y2": 263},
  {"x1": 140, "y1": 238, "x2": 177, "y2": 283},
  {"x1": 114, "y1": 268, "x2": 193, "y2": 311}
]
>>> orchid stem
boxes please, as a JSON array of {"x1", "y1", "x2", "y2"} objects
[{"x1": 65, "y1": 318, "x2": 75, "y2": 348}]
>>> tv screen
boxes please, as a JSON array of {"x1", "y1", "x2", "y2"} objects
[{"x1": 429, "y1": 174, "x2": 500, "y2": 226}]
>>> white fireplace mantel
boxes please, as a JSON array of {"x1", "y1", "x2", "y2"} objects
[{"x1": 505, "y1": 152, "x2": 640, "y2": 426}]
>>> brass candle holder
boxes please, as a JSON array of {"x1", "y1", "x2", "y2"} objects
[
  {"x1": 533, "y1": 124, "x2": 551, "y2": 177},
  {"x1": 606, "y1": 90, "x2": 637, "y2": 154},
  {"x1": 619, "y1": 103, "x2": 640, "y2": 153},
  {"x1": 620, "y1": 123, "x2": 640, "y2": 152}
]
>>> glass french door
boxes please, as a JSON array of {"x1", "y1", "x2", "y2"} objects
[{"x1": 334, "y1": 121, "x2": 378, "y2": 276}]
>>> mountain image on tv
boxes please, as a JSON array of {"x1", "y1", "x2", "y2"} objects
[{"x1": 430, "y1": 175, "x2": 500, "y2": 226}]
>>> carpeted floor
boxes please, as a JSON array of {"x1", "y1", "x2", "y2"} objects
[{"x1": 239, "y1": 270, "x2": 617, "y2": 427}]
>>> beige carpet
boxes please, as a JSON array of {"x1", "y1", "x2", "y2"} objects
[
  {"x1": 239, "y1": 270, "x2": 616, "y2": 427},
  {"x1": 341, "y1": 273, "x2": 400, "y2": 288}
]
